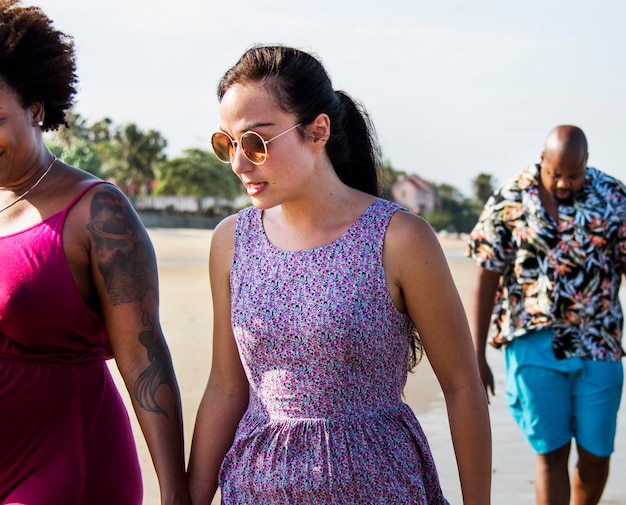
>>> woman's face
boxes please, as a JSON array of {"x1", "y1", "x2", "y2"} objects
[
  {"x1": 218, "y1": 82, "x2": 316, "y2": 209},
  {"x1": 0, "y1": 83, "x2": 41, "y2": 184}
]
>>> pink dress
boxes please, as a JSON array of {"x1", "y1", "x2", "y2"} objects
[
  {"x1": 0, "y1": 183, "x2": 142, "y2": 505},
  {"x1": 220, "y1": 199, "x2": 449, "y2": 504}
]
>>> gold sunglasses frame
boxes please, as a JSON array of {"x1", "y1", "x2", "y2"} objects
[{"x1": 211, "y1": 123, "x2": 302, "y2": 165}]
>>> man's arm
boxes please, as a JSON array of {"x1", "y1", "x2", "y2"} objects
[{"x1": 468, "y1": 265, "x2": 501, "y2": 396}]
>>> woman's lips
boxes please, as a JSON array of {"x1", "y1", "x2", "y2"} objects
[{"x1": 244, "y1": 181, "x2": 268, "y2": 196}]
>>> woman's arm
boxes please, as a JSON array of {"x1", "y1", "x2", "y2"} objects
[
  {"x1": 384, "y1": 211, "x2": 492, "y2": 505},
  {"x1": 85, "y1": 185, "x2": 190, "y2": 505},
  {"x1": 187, "y1": 216, "x2": 250, "y2": 505}
]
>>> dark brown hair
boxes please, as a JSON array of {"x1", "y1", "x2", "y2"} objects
[
  {"x1": 218, "y1": 45, "x2": 381, "y2": 197},
  {"x1": 0, "y1": 0, "x2": 78, "y2": 130}
]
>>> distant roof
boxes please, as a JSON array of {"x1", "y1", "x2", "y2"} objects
[{"x1": 393, "y1": 173, "x2": 433, "y2": 192}]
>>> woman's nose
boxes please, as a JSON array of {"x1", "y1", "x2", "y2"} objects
[{"x1": 230, "y1": 146, "x2": 254, "y2": 174}]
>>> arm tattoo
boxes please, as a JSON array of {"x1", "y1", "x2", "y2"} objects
[
  {"x1": 88, "y1": 190, "x2": 180, "y2": 421},
  {"x1": 87, "y1": 190, "x2": 156, "y2": 305},
  {"x1": 134, "y1": 302, "x2": 181, "y2": 422}
]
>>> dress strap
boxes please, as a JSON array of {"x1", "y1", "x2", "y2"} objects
[{"x1": 64, "y1": 181, "x2": 113, "y2": 212}]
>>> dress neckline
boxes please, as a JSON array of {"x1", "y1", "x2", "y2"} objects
[
  {"x1": 257, "y1": 199, "x2": 384, "y2": 254},
  {"x1": 0, "y1": 207, "x2": 65, "y2": 240},
  {"x1": 0, "y1": 181, "x2": 108, "y2": 240}
]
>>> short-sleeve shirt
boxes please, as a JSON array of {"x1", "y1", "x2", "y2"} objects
[{"x1": 467, "y1": 164, "x2": 626, "y2": 361}]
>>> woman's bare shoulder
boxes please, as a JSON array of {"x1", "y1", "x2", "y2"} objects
[{"x1": 386, "y1": 208, "x2": 441, "y2": 254}]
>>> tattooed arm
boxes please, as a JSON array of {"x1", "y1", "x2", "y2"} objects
[{"x1": 87, "y1": 186, "x2": 191, "y2": 505}]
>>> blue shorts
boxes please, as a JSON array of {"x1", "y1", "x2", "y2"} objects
[{"x1": 504, "y1": 329, "x2": 623, "y2": 456}]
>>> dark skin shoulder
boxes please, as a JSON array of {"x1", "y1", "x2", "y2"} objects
[
  {"x1": 59, "y1": 171, "x2": 113, "y2": 311},
  {"x1": 63, "y1": 180, "x2": 155, "y2": 311}
]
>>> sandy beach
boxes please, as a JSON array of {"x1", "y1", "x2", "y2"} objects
[{"x1": 108, "y1": 228, "x2": 626, "y2": 504}]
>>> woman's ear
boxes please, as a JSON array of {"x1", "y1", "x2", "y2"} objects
[
  {"x1": 309, "y1": 113, "x2": 330, "y2": 145},
  {"x1": 30, "y1": 101, "x2": 45, "y2": 126}
]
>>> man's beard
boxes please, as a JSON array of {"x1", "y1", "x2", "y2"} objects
[{"x1": 551, "y1": 191, "x2": 574, "y2": 205}]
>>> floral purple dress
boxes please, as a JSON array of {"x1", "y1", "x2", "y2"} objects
[{"x1": 220, "y1": 199, "x2": 448, "y2": 504}]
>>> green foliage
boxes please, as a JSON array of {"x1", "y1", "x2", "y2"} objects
[
  {"x1": 44, "y1": 110, "x2": 244, "y2": 212},
  {"x1": 99, "y1": 123, "x2": 167, "y2": 200},
  {"x1": 379, "y1": 159, "x2": 406, "y2": 200},
  {"x1": 49, "y1": 141, "x2": 102, "y2": 176},
  {"x1": 473, "y1": 173, "x2": 496, "y2": 204},
  {"x1": 156, "y1": 148, "x2": 243, "y2": 214},
  {"x1": 421, "y1": 209, "x2": 453, "y2": 231},
  {"x1": 45, "y1": 110, "x2": 102, "y2": 176},
  {"x1": 420, "y1": 182, "x2": 482, "y2": 233}
]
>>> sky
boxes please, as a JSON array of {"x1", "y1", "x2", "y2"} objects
[{"x1": 35, "y1": 0, "x2": 626, "y2": 196}]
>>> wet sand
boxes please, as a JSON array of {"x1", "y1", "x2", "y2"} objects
[{"x1": 108, "y1": 229, "x2": 626, "y2": 504}]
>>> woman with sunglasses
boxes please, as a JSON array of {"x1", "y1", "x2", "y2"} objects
[
  {"x1": 0, "y1": 2, "x2": 190, "y2": 504},
  {"x1": 188, "y1": 45, "x2": 491, "y2": 505}
]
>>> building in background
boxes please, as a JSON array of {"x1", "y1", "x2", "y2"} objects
[{"x1": 391, "y1": 174, "x2": 436, "y2": 214}]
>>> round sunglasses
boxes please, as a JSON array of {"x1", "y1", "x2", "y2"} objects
[{"x1": 211, "y1": 123, "x2": 302, "y2": 165}]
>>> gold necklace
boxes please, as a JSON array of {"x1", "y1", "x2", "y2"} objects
[{"x1": 0, "y1": 156, "x2": 57, "y2": 214}]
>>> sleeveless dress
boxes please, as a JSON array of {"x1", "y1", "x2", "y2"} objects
[
  {"x1": 0, "y1": 182, "x2": 142, "y2": 505},
  {"x1": 220, "y1": 199, "x2": 449, "y2": 504}
]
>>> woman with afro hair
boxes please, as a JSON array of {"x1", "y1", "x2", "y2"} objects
[{"x1": 0, "y1": 2, "x2": 191, "y2": 504}]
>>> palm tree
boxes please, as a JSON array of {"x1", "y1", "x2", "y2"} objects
[
  {"x1": 99, "y1": 123, "x2": 167, "y2": 201},
  {"x1": 472, "y1": 173, "x2": 496, "y2": 204}
]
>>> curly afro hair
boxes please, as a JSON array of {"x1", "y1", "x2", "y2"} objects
[{"x1": 0, "y1": 0, "x2": 78, "y2": 131}]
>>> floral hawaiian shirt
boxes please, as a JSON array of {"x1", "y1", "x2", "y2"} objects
[{"x1": 467, "y1": 164, "x2": 626, "y2": 361}]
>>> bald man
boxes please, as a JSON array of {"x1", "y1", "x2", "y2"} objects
[{"x1": 467, "y1": 125, "x2": 626, "y2": 505}]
